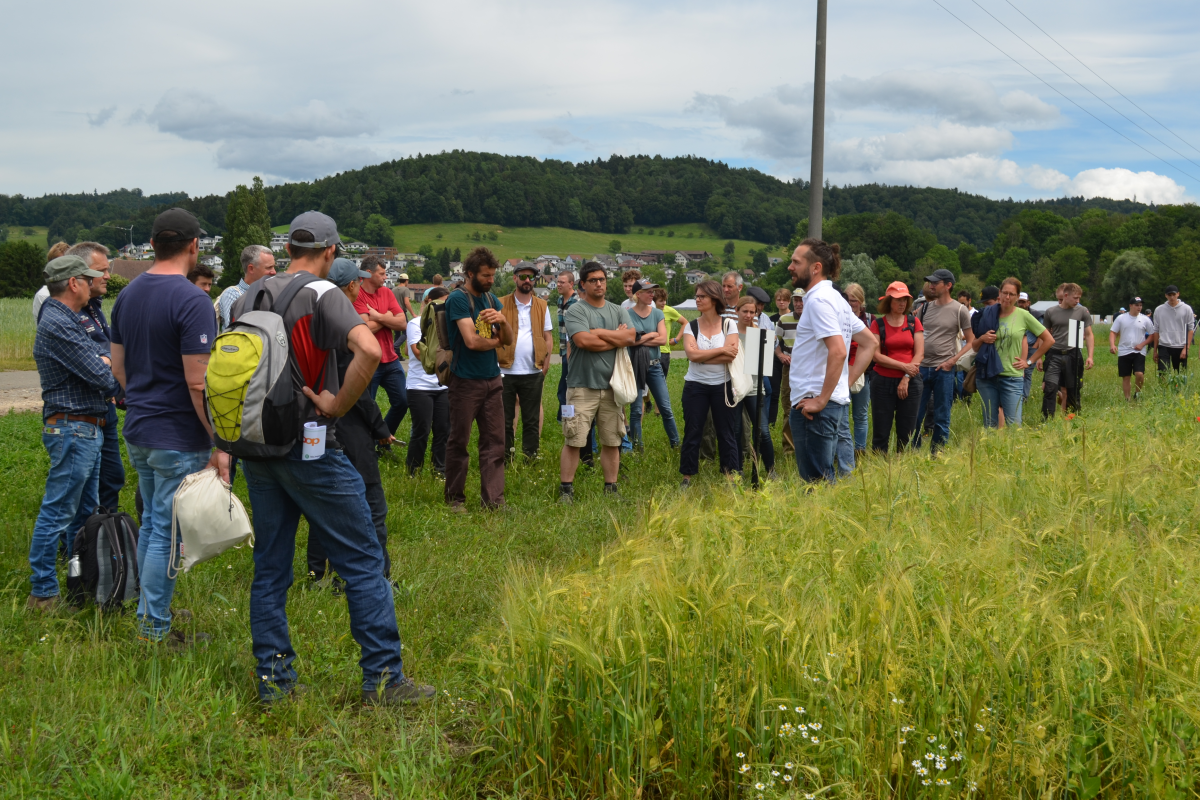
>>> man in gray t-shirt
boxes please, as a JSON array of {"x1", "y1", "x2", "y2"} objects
[
  {"x1": 559, "y1": 263, "x2": 636, "y2": 502},
  {"x1": 1152, "y1": 285, "x2": 1195, "y2": 373},
  {"x1": 913, "y1": 269, "x2": 974, "y2": 454},
  {"x1": 1039, "y1": 284, "x2": 1093, "y2": 418}
]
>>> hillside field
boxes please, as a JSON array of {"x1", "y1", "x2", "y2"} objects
[
  {"x1": 5, "y1": 335, "x2": 1200, "y2": 796},
  {"x1": 0, "y1": 224, "x2": 49, "y2": 247},
  {"x1": 271, "y1": 221, "x2": 775, "y2": 264}
]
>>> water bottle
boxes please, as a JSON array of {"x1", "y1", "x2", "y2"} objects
[{"x1": 68, "y1": 554, "x2": 81, "y2": 579}]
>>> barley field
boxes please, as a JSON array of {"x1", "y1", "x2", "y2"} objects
[{"x1": 3, "y1": 332, "x2": 1200, "y2": 798}]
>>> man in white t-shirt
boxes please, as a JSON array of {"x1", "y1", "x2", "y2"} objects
[
  {"x1": 1110, "y1": 296, "x2": 1155, "y2": 400},
  {"x1": 787, "y1": 238, "x2": 877, "y2": 482},
  {"x1": 497, "y1": 264, "x2": 554, "y2": 461}
]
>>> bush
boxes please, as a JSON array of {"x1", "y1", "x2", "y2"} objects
[
  {"x1": 105, "y1": 273, "x2": 129, "y2": 298},
  {"x1": 0, "y1": 240, "x2": 45, "y2": 297}
]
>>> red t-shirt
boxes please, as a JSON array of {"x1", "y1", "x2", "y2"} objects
[
  {"x1": 353, "y1": 284, "x2": 402, "y2": 363},
  {"x1": 870, "y1": 316, "x2": 924, "y2": 378}
]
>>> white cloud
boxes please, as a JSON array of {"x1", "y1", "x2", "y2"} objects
[
  {"x1": 88, "y1": 106, "x2": 116, "y2": 127},
  {"x1": 1067, "y1": 167, "x2": 1189, "y2": 204},
  {"x1": 147, "y1": 91, "x2": 375, "y2": 142},
  {"x1": 834, "y1": 71, "x2": 1060, "y2": 128},
  {"x1": 829, "y1": 121, "x2": 1013, "y2": 169},
  {"x1": 537, "y1": 127, "x2": 589, "y2": 147},
  {"x1": 213, "y1": 138, "x2": 380, "y2": 181}
]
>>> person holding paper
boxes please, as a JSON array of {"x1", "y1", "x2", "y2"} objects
[
  {"x1": 1039, "y1": 282, "x2": 1092, "y2": 419},
  {"x1": 734, "y1": 296, "x2": 775, "y2": 476}
]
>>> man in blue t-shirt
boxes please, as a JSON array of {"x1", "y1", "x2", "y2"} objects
[
  {"x1": 110, "y1": 208, "x2": 228, "y2": 648},
  {"x1": 444, "y1": 246, "x2": 513, "y2": 511}
]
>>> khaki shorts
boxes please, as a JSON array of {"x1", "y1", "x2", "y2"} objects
[{"x1": 563, "y1": 387, "x2": 626, "y2": 448}]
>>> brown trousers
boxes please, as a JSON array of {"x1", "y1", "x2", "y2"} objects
[{"x1": 445, "y1": 374, "x2": 506, "y2": 508}]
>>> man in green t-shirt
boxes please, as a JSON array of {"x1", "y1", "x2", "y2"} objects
[
  {"x1": 559, "y1": 262, "x2": 635, "y2": 503},
  {"x1": 444, "y1": 247, "x2": 513, "y2": 511}
]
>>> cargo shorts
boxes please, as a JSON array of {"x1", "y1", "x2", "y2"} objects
[{"x1": 563, "y1": 387, "x2": 626, "y2": 448}]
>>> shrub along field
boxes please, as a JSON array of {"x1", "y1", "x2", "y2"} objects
[{"x1": 3, "y1": 332, "x2": 1200, "y2": 797}]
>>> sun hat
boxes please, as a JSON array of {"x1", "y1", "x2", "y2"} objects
[{"x1": 879, "y1": 280, "x2": 912, "y2": 300}]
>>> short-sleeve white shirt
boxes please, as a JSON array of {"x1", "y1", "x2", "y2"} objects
[
  {"x1": 406, "y1": 316, "x2": 445, "y2": 392},
  {"x1": 1111, "y1": 312, "x2": 1155, "y2": 357},
  {"x1": 789, "y1": 280, "x2": 866, "y2": 406},
  {"x1": 501, "y1": 294, "x2": 553, "y2": 376}
]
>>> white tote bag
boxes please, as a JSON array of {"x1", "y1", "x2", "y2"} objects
[
  {"x1": 726, "y1": 320, "x2": 753, "y2": 407},
  {"x1": 168, "y1": 467, "x2": 254, "y2": 577},
  {"x1": 610, "y1": 346, "x2": 639, "y2": 406}
]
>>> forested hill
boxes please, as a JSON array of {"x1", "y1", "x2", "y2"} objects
[{"x1": 0, "y1": 151, "x2": 1151, "y2": 250}]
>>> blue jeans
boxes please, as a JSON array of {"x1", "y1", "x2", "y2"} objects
[
  {"x1": 790, "y1": 402, "x2": 845, "y2": 483},
  {"x1": 368, "y1": 359, "x2": 409, "y2": 435},
  {"x1": 242, "y1": 444, "x2": 404, "y2": 700},
  {"x1": 914, "y1": 367, "x2": 955, "y2": 452},
  {"x1": 126, "y1": 443, "x2": 210, "y2": 640},
  {"x1": 977, "y1": 374, "x2": 1026, "y2": 428},
  {"x1": 29, "y1": 419, "x2": 103, "y2": 598},
  {"x1": 1022, "y1": 364, "x2": 1035, "y2": 399},
  {"x1": 835, "y1": 400, "x2": 855, "y2": 475},
  {"x1": 850, "y1": 376, "x2": 870, "y2": 451},
  {"x1": 628, "y1": 361, "x2": 680, "y2": 448}
]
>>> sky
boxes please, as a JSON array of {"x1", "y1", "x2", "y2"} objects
[{"x1": 2, "y1": 0, "x2": 1199, "y2": 205}]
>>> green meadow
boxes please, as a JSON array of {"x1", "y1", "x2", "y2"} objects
[{"x1": 3, "y1": 331, "x2": 1200, "y2": 797}]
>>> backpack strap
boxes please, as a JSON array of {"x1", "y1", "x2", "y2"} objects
[
  {"x1": 238, "y1": 272, "x2": 317, "y2": 324},
  {"x1": 690, "y1": 318, "x2": 699, "y2": 339}
]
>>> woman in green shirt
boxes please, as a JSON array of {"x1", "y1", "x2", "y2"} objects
[{"x1": 972, "y1": 277, "x2": 1054, "y2": 428}]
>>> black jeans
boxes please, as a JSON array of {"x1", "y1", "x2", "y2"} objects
[
  {"x1": 737, "y1": 388, "x2": 775, "y2": 473},
  {"x1": 502, "y1": 372, "x2": 545, "y2": 459},
  {"x1": 870, "y1": 373, "x2": 924, "y2": 453},
  {"x1": 660, "y1": 351, "x2": 672, "y2": 377},
  {"x1": 407, "y1": 389, "x2": 449, "y2": 475},
  {"x1": 306, "y1": 479, "x2": 390, "y2": 580},
  {"x1": 680, "y1": 380, "x2": 740, "y2": 475},
  {"x1": 1157, "y1": 344, "x2": 1186, "y2": 372}
]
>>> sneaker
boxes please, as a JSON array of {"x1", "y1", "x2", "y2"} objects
[
  {"x1": 448, "y1": 503, "x2": 468, "y2": 515},
  {"x1": 26, "y1": 594, "x2": 59, "y2": 613},
  {"x1": 558, "y1": 490, "x2": 574, "y2": 505},
  {"x1": 679, "y1": 477, "x2": 692, "y2": 489},
  {"x1": 363, "y1": 676, "x2": 436, "y2": 706}
]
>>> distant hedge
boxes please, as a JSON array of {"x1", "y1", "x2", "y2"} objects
[{"x1": 0, "y1": 240, "x2": 44, "y2": 298}]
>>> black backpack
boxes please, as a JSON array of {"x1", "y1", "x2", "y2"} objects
[
  {"x1": 65, "y1": 507, "x2": 140, "y2": 610},
  {"x1": 877, "y1": 314, "x2": 916, "y2": 357}
]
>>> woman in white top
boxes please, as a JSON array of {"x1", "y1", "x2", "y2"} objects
[
  {"x1": 734, "y1": 296, "x2": 775, "y2": 476},
  {"x1": 679, "y1": 280, "x2": 741, "y2": 487},
  {"x1": 405, "y1": 286, "x2": 450, "y2": 477}
]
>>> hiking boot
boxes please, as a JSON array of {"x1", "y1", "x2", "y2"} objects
[
  {"x1": 26, "y1": 594, "x2": 59, "y2": 613},
  {"x1": 448, "y1": 503, "x2": 468, "y2": 515},
  {"x1": 164, "y1": 629, "x2": 213, "y2": 651},
  {"x1": 261, "y1": 683, "x2": 309, "y2": 706},
  {"x1": 558, "y1": 489, "x2": 574, "y2": 505},
  {"x1": 363, "y1": 676, "x2": 436, "y2": 706},
  {"x1": 679, "y1": 477, "x2": 692, "y2": 489}
]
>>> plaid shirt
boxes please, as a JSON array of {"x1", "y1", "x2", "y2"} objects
[
  {"x1": 217, "y1": 279, "x2": 250, "y2": 329},
  {"x1": 34, "y1": 297, "x2": 118, "y2": 420},
  {"x1": 558, "y1": 292, "x2": 579, "y2": 361}
]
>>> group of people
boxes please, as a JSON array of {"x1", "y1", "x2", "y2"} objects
[{"x1": 24, "y1": 204, "x2": 1197, "y2": 705}]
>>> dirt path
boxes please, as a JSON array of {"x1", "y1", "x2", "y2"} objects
[{"x1": 0, "y1": 371, "x2": 41, "y2": 416}]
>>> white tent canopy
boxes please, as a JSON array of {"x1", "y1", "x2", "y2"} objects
[{"x1": 673, "y1": 299, "x2": 697, "y2": 310}]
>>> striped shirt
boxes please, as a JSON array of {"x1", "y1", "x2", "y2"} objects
[
  {"x1": 216, "y1": 279, "x2": 250, "y2": 329},
  {"x1": 775, "y1": 312, "x2": 799, "y2": 353},
  {"x1": 34, "y1": 298, "x2": 118, "y2": 420}
]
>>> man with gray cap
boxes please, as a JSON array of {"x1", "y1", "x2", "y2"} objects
[
  {"x1": 230, "y1": 211, "x2": 433, "y2": 705},
  {"x1": 27, "y1": 255, "x2": 118, "y2": 612},
  {"x1": 912, "y1": 268, "x2": 974, "y2": 456},
  {"x1": 111, "y1": 208, "x2": 228, "y2": 645}
]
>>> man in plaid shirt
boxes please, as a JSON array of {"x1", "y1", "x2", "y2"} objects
[{"x1": 28, "y1": 255, "x2": 117, "y2": 612}]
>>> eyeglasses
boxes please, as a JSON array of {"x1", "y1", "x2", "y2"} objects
[{"x1": 583, "y1": 277, "x2": 606, "y2": 285}]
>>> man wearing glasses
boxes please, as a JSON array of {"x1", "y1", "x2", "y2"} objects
[
  {"x1": 27, "y1": 255, "x2": 118, "y2": 612},
  {"x1": 559, "y1": 262, "x2": 636, "y2": 503}
]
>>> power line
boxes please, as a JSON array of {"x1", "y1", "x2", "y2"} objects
[
  {"x1": 928, "y1": 0, "x2": 1200, "y2": 185},
  {"x1": 1004, "y1": 0, "x2": 1200, "y2": 158},
  {"x1": 971, "y1": 0, "x2": 1200, "y2": 172}
]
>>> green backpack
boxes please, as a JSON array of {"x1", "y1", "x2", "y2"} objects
[{"x1": 418, "y1": 296, "x2": 451, "y2": 383}]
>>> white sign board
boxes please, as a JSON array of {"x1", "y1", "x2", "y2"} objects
[
  {"x1": 1067, "y1": 318, "x2": 1086, "y2": 349},
  {"x1": 742, "y1": 329, "x2": 776, "y2": 377}
]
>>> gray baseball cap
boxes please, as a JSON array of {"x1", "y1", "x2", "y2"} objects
[
  {"x1": 288, "y1": 211, "x2": 342, "y2": 249},
  {"x1": 45, "y1": 255, "x2": 104, "y2": 283},
  {"x1": 328, "y1": 258, "x2": 370, "y2": 287}
]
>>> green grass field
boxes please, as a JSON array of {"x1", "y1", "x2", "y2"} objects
[
  {"x1": 0, "y1": 297, "x2": 116, "y2": 372},
  {"x1": 4, "y1": 335, "x2": 1200, "y2": 797},
  {"x1": 270, "y1": 221, "x2": 775, "y2": 265},
  {"x1": 0, "y1": 224, "x2": 49, "y2": 247}
]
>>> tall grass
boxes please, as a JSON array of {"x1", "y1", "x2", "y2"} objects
[
  {"x1": 0, "y1": 297, "x2": 117, "y2": 371},
  {"x1": 473, "y1": 384, "x2": 1200, "y2": 798}
]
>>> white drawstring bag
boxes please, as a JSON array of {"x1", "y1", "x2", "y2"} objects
[
  {"x1": 169, "y1": 467, "x2": 254, "y2": 577},
  {"x1": 610, "y1": 346, "x2": 639, "y2": 406}
]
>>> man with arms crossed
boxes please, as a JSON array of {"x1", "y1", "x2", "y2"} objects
[
  {"x1": 110, "y1": 209, "x2": 229, "y2": 646},
  {"x1": 559, "y1": 262, "x2": 636, "y2": 503},
  {"x1": 27, "y1": 256, "x2": 117, "y2": 611},
  {"x1": 1110, "y1": 297, "x2": 1155, "y2": 401},
  {"x1": 231, "y1": 212, "x2": 432, "y2": 704},
  {"x1": 912, "y1": 268, "x2": 974, "y2": 456},
  {"x1": 1152, "y1": 285, "x2": 1194, "y2": 374},
  {"x1": 787, "y1": 239, "x2": 877, "y2": 482},
  {"x1": 1039, "y1": 282, "x2": 1093, "y2": 418}
]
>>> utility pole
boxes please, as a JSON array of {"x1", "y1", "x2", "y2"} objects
[{"x1": 808, "y1": 0, "x2": 828, "y2": 240}]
